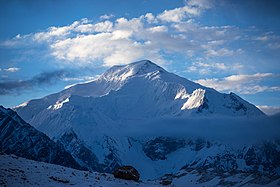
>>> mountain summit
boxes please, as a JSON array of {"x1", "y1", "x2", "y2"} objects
[{"x1": 102, "y1": 60, "x2": 167, "y2": 80}]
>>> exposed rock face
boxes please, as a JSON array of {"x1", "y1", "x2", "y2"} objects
[
  {"x1": 143, "y1": 137, "x2": 186, "y2": 160},
  {"x1": 57, "y1": 130, "x2": 122, "y2": 173},
  {"x1": 113, "y1": 165, "x2": 140, "y2": 181},
  {"x1": 57, "y1": 130, "x2": 103, "y2": 172},
  {"x1": 0, "y1": 106, "x2": 83, "y2": 170},
  {"x1": 182, "y1": 140, "x2": 280, "y2": 176}
]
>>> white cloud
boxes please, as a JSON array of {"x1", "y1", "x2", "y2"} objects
[
  {"x1": 50, "y1": 33, "x2": 113, "y2": 63},
  {"x1": 49, "y1": 28, "x2": 166, "y2": 67},
  {"x1": 103, "y1": 47, "x2": 143, "y2": 66},
  {"x1": 253, "y1": 32, "x2": 280, "y2": 42},
  {"x1": 100, "y1": 14, "x2": 114, "y2": 20},
  {"x1": 111, "y1": 30, "x2": 133, "y2": 40},
  {"x1": 2, "y1": 67, "x2": 20, "y2": 72},
  {"x1": 64, "y1": 75, "x2": 101, "y2": 89},
  {"x1": 171, "y1": 22, "x2": 241, "y2": 57},
  {"x1": 257, "y1": 105, "x2": 280, "y2": 115},
  {"x1": 147, "y1": 26, "x2": 168, "y2": 33},
  {"x1": 63, "y1": 75, "x2": 99, "y2": 82},
  {"x1": 187, "y1": 61, "x2": 243, "y2": 74},
  {"x1": 254, "y1": 36, "x2": 269, "y2": 41},
  {"x1": 195, "y1": 73, "x2": 280, "y2": 94},
  {"x1": 33, "y1": 26, "x2": 71, "y2": 42},
  {"x1": 224, "y1": 73, "x2": 272, "y2": 82},
  {"x1": 144, "y1": 13, "x2": 157, "y2": 24},
  {"x1": 157, "y1": 6, "x2": 199, "y2": 23},
  {"x1": 157, "y1": 0, "x2": 213, "y2": 23},
  {"x1": 75, "y1": 21, "x2": 113, "y2": 33},
  {"x1": 206, "y1": 48, "x2": 234, "y2": 57},
  {"x1": 188, "y1": 61, "x2": 226, "y2": 72}
]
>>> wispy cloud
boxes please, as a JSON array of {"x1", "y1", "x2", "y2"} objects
[
  {"x1": 195, "y1": 73, "x2": 280, "y2": 94},
  {"x1": 63, "y1": 75, "x2": 100, "y2": 89},
  {"x1": 0, "y1": 70, "x2": 68, "y2": 95},
  {"x1": 0, "y1": 67, "x2": 20, "y2": 72},
  {"x1": 257, "y1": 105, "x2": 280, "y2": 116},
  {"x1": 252, "y1": 32, "x2": 280, "y2": 50},
  {"x1": 100, "y1": 14, "x2": 115, "y2": 20},
  {"x1": 205, "y1": 48, "x2": 235, "y2": 57},
  {"x1": 62, "y1": 75, "x2": 99, "y2": 82},
  {"x1": 187, "y1": 61, "x2": 243, "y2": 75}
]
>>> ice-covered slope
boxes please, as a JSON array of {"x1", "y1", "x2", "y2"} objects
[{"x1": 0, "y1": 106, "x2": 82, "y2": 170}]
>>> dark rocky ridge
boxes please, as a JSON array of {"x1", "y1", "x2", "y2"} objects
[{"x1": 0, "y1": 106, "x2": 83, "y2": 170}]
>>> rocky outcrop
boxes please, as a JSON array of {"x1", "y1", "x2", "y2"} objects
[
  {"x1": 57, "y1": 130, "x2": 103, "y2": 172},
  {"x1": 143, "y1": 137, "x2": 186, "y2": 160},
  {"x1": 113, "y1": 165, "x2": 140, "y2": 181}
]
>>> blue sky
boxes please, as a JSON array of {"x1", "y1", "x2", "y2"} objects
[{"x1": 0, "y1": 0, "x2": 280, "y2": 115}]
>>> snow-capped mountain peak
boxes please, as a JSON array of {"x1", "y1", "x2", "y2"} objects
[
  {"x1": 102, "y1": 60, "x2": 166, "y2": 82},
  {"x1": 15, "y1": 60, "x2": 264, "y2": 124}
]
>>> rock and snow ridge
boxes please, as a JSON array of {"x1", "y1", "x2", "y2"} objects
[{"x1": 0, "y1": 106, "x2": 82, "y2": 170}]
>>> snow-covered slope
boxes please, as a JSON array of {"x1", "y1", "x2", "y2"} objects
[
  {"x1": 0, "y1": 106, "x2": 82, "y2": 170},
  {"x1": 0, "y1": 154, "x2": 158, "y2": 187}
]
